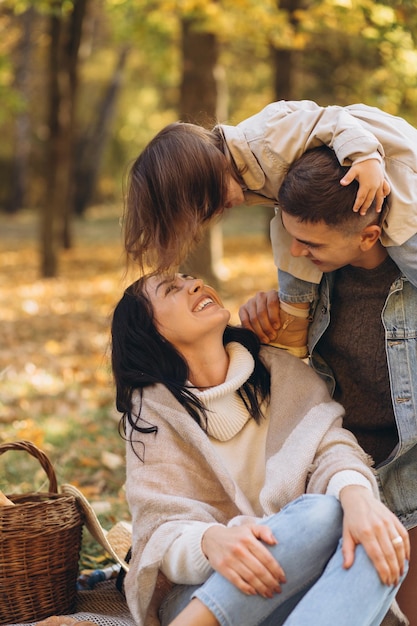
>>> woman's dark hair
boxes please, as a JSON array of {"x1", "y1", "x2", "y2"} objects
[{"x1": 111, "y1": 277, "x2": 270, "y2": 449}]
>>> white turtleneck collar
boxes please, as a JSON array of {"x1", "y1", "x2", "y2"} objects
[{"x1": 191, "y1": 342, "x2": 255, "y2": 441}]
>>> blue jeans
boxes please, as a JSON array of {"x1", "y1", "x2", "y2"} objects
[
  {"x1": 159, "y1": 495, "x2": 406, "y2": 626},
  {"x1": 278, "y1": 269, "x2": 318, "y2": 304}
]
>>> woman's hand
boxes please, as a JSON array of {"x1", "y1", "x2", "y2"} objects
[
  {"x1": 339, "y1": 158, "x2": 390, "y2": 215},
  {"x1": 339, "y1": 485, "x2": 409, "y2": 585},
  {"x1": 201, "y1": 524, "x2": 286, "y2": 598},
  {"x1": 239, "y1": 290, "x2": 281, "y2": 344}
]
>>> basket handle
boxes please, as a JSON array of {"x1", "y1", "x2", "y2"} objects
[{"x1": 0, "y1": 440, "x2": 58, "y2": 493}]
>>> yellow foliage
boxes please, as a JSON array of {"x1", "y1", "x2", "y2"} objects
[{"x1": 14, "y1": 420, "x2": 45, "y2": 449}]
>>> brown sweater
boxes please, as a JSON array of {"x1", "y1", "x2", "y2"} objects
[{"x1": 317, "y1": 256, "x2": 401, "y2": 466}]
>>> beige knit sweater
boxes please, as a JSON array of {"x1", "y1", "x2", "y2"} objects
[{"x1": 124, "y1": 345, "x2": 377, "y2": 626}]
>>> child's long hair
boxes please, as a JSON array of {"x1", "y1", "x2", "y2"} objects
[
  {"x1": 111, "y1": 278, "x2": 270, "y2": 447},
  {"x1": 124, "y1": 123, "x2": 235, "y2": 273}
]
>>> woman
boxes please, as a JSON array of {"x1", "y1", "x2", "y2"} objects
[{"x1": 111, "y1": 273, "x2": 409, "y2": 626}]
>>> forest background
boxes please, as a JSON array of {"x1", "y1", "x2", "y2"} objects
[{"x1": 1, "y1": 0, "x2": 417, "y2": 569}]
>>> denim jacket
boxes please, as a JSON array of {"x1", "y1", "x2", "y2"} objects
[{"x1": 308, "y1": 272, "x2": 417, "y2": 529}]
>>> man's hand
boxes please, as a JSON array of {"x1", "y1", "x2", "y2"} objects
[
  {"x1": 339, "y1": 485, "x2": 409, "y2": 585},
  {"x1": 239, "y1": 290, "x2": 281, "y2": 343},
  {"x1": 339, "y1": 158, "x2": 390, "y2": 215},
  {"x1": 201, "y1": 524, "x2": 286, "y2": 598}
]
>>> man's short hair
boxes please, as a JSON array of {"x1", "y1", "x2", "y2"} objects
[{"x1": 278, "y1": 146, "x2": 385, "y2": 233}]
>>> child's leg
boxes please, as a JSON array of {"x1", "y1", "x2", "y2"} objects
[
  {"x1": 270, "y1": 271, "x2": 318, "y2": 358},
  {"x1": 387, "y1": 234, "x2": 417, "y2": 290},
  {"x1": 270, "y1": 301, "x2": 311, "y2": 358}
]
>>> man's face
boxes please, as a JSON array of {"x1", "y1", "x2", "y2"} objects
[{"x1": 281, "y1": 212, "x2": 367, "y2": 273}]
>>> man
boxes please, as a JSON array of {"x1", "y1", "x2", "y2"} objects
[{"x1": 239, "y1": 146, "x2": 417, "y2": 625}]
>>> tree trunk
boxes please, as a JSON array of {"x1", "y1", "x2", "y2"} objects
[
  {"x1": 271, "y1": 0, "x2": 305, "y2": 100},
  {"x1": 179, "y1": 18, "x2": 218, "y2": 126},
  {"x1": 40, "y1": 0, "x2": 88, "y2": 277},
  {"x1": 61, "y1": 0, "x2": 89, "y2": 248},
  {"x1": 6, "y1": 7, "x2": 34, "y2": 214},
  {"x1": 271, "y1": 47, "x2": 296, "y2": 101},
  {"x1": 41, "y1": 5, "x2": 66, "y2": 277},
  {"x1": 179, "y1": 17, "x2": 223, "y2": 288},
  {"x1": 73, "y1": 45, "x2": 130, "y2": 216}
]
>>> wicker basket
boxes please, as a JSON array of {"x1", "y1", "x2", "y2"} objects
[{"x1": 0, "y1": 441, "x2": 84, "y2": 625}]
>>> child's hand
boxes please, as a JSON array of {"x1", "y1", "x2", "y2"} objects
[{"x1": 339, "y1": 158, "x2": 390, "y2": 215}]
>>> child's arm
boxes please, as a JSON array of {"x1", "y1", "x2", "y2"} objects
[
  {"x1": 233, "y1": 100, "x2": 391, "y2": 215},
  {"x1": 340, "y1": 158, "x2": 391, "y2": 214}
]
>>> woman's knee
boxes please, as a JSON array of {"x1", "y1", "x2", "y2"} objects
[
  {"x1": 262, "y1": 495, "x2": 343, "y2": 562},
  {"x1": 266, "y1": 495, "x2": 342, "y2": 535}
]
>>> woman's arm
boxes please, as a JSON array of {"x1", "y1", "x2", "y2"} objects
[
  {"x1": 308, "y1": 423, "x2": 409, "y2": 584},
  {"x1": 339, "y1": 485, "x2": 409, "y2": 585},
  {"x1": 161, "y1": 514, "x2": 283, "y2": 591},
  {"x1": 201, "y1": 523, "x2": 285, "y2": 598},
  {"x1": 160, "y1": 521, "x2": 217, "y2": 584}
]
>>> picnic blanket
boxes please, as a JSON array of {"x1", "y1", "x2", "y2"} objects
[
  {"x1": 6, "y1": 579, "x2": 136, "y2": 626},
  {"x1": 4, "y1": 576, "x2": 409, "y2": 626}
]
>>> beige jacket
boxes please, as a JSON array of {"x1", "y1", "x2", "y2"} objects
[
  {"x1": 124, "y1": 347, "x2": 377, "y2": 626},
  {"x1": 221, "y1": 100, "x2": 417, "y2": 283}
]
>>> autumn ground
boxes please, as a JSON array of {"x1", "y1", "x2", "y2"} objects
[{"x1": 0, "y1": 204, "x2": 276, "y2": 570}]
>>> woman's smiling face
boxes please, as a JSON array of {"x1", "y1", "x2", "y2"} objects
[{"x1": 144, "y1": 274, "x2": 231, "y2": 352}]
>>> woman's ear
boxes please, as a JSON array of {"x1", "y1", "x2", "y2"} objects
[{"x1": 359, "y1": 224, "x2": 381, "y2": 251}]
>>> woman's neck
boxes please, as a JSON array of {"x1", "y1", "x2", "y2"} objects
[{"x1": 184, "y1": 341, "x2": 230, "y2": 389}]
